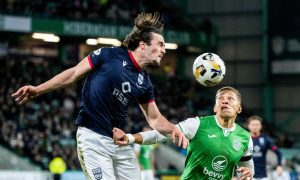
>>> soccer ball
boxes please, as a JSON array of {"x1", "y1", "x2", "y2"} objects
[{"x1": 192, "y1": 52, "x2": 226, "y2": 87}]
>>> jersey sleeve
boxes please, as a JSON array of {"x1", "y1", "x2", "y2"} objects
[
  {"x1": 177, "y1": 117, "x2": 200, "y2": 140},
  {"x1": 242, "y1": 136, "x2": 253, "y2": 158},
  {"x1": 140, "y1": 117, "x2": 200, "y2": 144},
  {"x1": 138, "y1": 76, "x2": 155, "y2": 104},
  {"x1": 87, "y1": 48, "x2": 105, "y2": 69},
  {"x1": 140, "y1": 130, "x2": 170, "y2": 145},
  {"x1": 266, "y1": 136, "x2": 282, "y2": 165},
  {"x1": 237, "y1": 136, "x2": 255, "y2": 177}
]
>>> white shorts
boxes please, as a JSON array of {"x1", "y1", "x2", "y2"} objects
[
  {"x1": 76, "y1": 126, "x2": 141, "y2": 180},
  {"x1": 141, "y1": 169, "x2": 155, "y2": 180}
]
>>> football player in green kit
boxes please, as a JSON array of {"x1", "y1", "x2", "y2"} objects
[
  {"x1": 134, "y1": 126, "x2": 156, "y2": 180},
  {"x1": 113, "y1": 86, "x2": 254, "y2": 180}
]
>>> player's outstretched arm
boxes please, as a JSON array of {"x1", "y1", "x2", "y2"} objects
[
  {"x1": 139, "y1": 102, "x2": 188, "y2": 148},
  {"x1": 113, "y1": 127, "x2": 171, "y2": 146},
  {"x1": 12, "y1": 57, "x2": 92, "y2": 104}
]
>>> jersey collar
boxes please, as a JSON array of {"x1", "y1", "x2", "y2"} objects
[
  {"x1": 128, "y1": 51, "x2": 142, "y2": 72},
  {"x1": 214, "y1": 115, "x2": 236, "y2": 137}
]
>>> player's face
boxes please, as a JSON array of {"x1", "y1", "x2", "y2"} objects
[
  {"x1": 214, "y1": 90, "x2": 242, "y2": 120},
  {"x1": 248, "y1": 119, "x2": 262, "y2": 134},
  {"x1": 143, "y1": 32, "x2": 166, "y2": 67}
]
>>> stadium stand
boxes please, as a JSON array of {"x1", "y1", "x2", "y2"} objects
[{"x1": 0, "y1": 1, "x2": 299, "y2": 179}]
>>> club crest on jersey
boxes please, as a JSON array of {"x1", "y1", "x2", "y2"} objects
[
  {"x1": 232, "y1": 139, "x2": 242, "y2": 151},
  {"x1": 93, "y1": 49, "x2": 101, "y2": 55},
  {"x1": 259, "y1": 137, "x2": 265, "y2": 145},
  {"x1": 212, "y1": 155, "x2": 228, "y2": 171},
  {"x1": 137, "y1": 73, "x2": 144, "y2": 85},
  {"x1": 92, "y1": 167, "x2": 103, "y2": 180}
]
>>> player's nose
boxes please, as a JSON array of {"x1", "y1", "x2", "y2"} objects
[{"x1": 161, "y1": 47, "x2": 166, "y2": 54}]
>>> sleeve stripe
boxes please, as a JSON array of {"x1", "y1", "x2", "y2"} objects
[
  {"x1": 139, "y1": 99, "x2": 155, "y2": 104},
  {"x1": 240, "y1": 155, "x2": 252, "y2": 162},
  {"x1": 87, "y1": 55, "x2": 95, "y2": 69},
  {"x1": 271, "y1": 145, "x2": 278, "y2": 151},
  {"x1": 178, "y1": 123, "x2": 184, "y2": 132}
]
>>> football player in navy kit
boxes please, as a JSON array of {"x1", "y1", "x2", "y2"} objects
[
  {"x1": 247, "y1": 115, "x2": 282, "y2": 180},
  {"x1": 12, "y1": 12, "x2": 188, "y2": 180}
]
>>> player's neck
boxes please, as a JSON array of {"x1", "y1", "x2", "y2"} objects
[
  {"x1": 130, "y1": 50, "x2": 144, "y2": 68},
  {"x1": 217, "y1": 116, "x2": 235, "y2": 128}
]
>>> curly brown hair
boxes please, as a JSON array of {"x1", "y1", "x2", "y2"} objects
[{"x1": 123, "y1": 12, "x2": 164, "y2": 50}]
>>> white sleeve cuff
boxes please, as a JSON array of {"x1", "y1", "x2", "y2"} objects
[
  {"x1": 140, "y1": 130, "x2": 170, "y2": 145},
  {"x1": 126, "y1": 134, "x2": 135, "y2": 144}
]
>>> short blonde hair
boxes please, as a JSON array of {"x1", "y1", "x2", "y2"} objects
[{"x1": 215, "y1": 86, "x2": 242, "y2": 103}]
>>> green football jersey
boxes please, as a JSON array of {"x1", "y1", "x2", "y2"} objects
[
  {"x1": 138, "y1": 145, "x2": 154, "y2": 170},
  {"x1": 181, "y1": 115, "x2": 251, "y2": 180}
]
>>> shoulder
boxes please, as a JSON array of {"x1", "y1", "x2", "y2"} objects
[
  {"x1": 198, "y1": 115, "x2": 215, "y2": 121},
  {"x1": 235, "y1": 124, "x2": 251, "y2": 138},
  {"x1": 99, "y1": 47, "x2": 126, "y2": 55},
  {"x1": 197, "y1": 115, "x2": 216, "y2": 126},
  {"x1": 111, "y1": 46, "x2": 129, "y2": 55}
]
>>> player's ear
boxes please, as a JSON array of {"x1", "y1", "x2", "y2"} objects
[
  {"x1": 213, "y1": 105, "x2": 217, "y2": 113},
  {"x1": 237, "y1": 105, "x2": 242, "y2": 114},
  {"x1": 139, "y1": 41, "x2": 145, "y2": 50}
]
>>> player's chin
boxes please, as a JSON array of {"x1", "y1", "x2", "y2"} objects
[
  {"x1": 151, "y1": 60, "x2": 160, "y2": 67},
  {"x1": 220, "y1": 113, "x2": 234, "y2": 119}
]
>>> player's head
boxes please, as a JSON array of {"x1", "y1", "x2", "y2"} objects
[
  {"x1": 247, "y1": 115, "x2": 263, "y2": 134},
  {"x1": 214, "y1": 86, "x2": 242, "y2": 120},
  {"x1": 123, "y1": 12, "x2": 166, "y2": 67}
]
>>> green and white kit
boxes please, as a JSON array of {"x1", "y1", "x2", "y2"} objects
[{"x1": 138, "y1": 115, "x2": 254, "y2": 180}]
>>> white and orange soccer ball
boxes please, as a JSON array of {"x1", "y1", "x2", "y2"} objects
[{"x1": 192, "y1": 52, "x2": 226, "y2": 87}]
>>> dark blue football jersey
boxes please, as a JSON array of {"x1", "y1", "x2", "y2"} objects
[
  {"x1": 76, "y1": 47, "x2": 155, "y2": 137},
  {"x1": 252, "y1": 134, "x2": 282, "y2": 178}
]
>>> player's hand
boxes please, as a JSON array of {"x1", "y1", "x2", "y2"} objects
[
  {"x1": 171, "y1": 125, "x2": 189, "y2": 149},
  {"x1": 112, "y1": 127, "x2": 128, "y2": 145},
  {"x1": 236, "y1": 167, "x2": 252, "y2": 180},
  {"x1": 11, "y1": 85, "x2": 39, "y2": 105}
]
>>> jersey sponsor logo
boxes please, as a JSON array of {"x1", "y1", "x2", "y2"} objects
[
  {"x1": 253, "y1": 145, "x2": 262, "y2": 157},
  {"x1": 113, "y1": 88, "x2": 129, "y2": 106},
  {"x1": 203, "y1": 167, "x2": 225, "y2": 179},
  {"x1": 122, "y1": 82, "x2": 131, "y2": 93},
  {"x1": 92, "y1": 167, "x2": 103, "y2": 180},
  {"x1": 212, "y1": 155, "x2": 228, "y2": 172},
  {"x1": 232, "y1": 139, "x2": 242, "y2": 151},
  {"x1": 208, "y1": 134, "x2": 217, "y2": 138},
  {"x1": 93, "y1": 49, "x2": 101, "y2": 55},
  {"x1": 123, "y1": 60, "x2": 128, "y2": 67}
]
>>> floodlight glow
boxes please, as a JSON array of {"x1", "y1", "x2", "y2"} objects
[
  {"x1": 97, "y1": 38, "x2": 122, "y2": 46},
  {"x1": 32, "y1": 33, "x2": 60, "y2": 42},
  {"x1": 86, "y1": 39, "x2": 98, "y2": 45},
  {"x1": 165, "y1": 43, "x2": 178, "y2": 50}
]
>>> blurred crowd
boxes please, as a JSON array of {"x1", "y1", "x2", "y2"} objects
[{"x1": 0, "y1": 0, "x2": 196, "y2": 30}]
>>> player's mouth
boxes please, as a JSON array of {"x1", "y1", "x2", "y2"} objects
[{"x1": 221, "y1": 106, "x2": 230, "y2": 111}]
